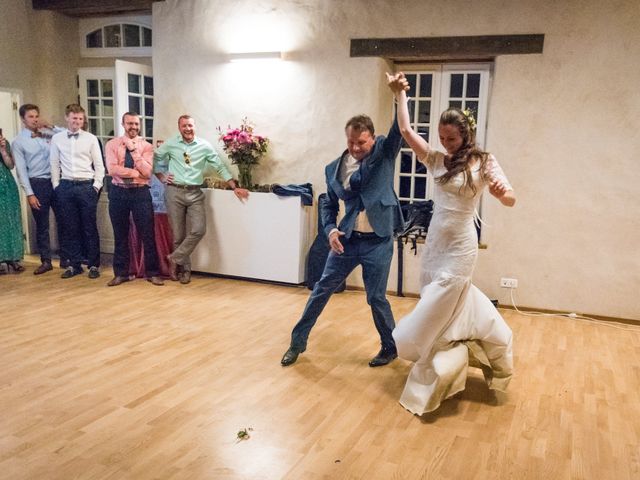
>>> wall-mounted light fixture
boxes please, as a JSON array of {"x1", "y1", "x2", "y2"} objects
[{"x1": 228, "y1": 51, "x2": 283, "y2": 62}]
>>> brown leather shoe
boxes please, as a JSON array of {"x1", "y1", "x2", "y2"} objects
[
  {"x1": 34, "y1": 261, "x2": 53, "y2": 275},
  {"x1": 107, "y1": 276, "x2": 129, "y2": 287},
  {"x1": 179, "y1": 270, "x2": 191, "y2": 284},
  {"x1": 166, "y1": 255, "x2": 179, "y2": 281},
  {"x1": 147, "y1": 276, "x2": 164, "y2": 286}
]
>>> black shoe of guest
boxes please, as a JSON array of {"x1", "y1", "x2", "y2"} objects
[
  {"x1": 61, "y1": 266, "x2": 84, "y2": 279},
  {"x1": 281, "y1": 347, "x2": 304, "y2": 366},
  {"x1": 368, "y1": 349, "x2": 398, "y2": 367},
  {"x1": 88, "y1": 266, "x2": 100, "y2": 279},
  {"x1": 34, "y1": 261, "x2": 53, "y2": 275}
]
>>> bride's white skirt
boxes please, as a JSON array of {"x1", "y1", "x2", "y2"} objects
[{"x1": 393, "y1": 273, "x2": 513, "y2": 415}]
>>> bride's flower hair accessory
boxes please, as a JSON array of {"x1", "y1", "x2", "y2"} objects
[{"x1": 462, "y1": 109, "x2": 477, "y2": 133}]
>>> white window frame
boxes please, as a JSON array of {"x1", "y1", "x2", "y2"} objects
[
  {"x1": 393, "y1": 63, "x2": 492, "y2": 204},
  {"x1": 79, "y1": 15, "x2": 152, "y2": 58},
  {"x1": 78, "y1": 67, "x2": 116, "y2": 148}
]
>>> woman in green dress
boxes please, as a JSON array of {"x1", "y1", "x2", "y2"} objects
[{"x1": 0, "y1": 131, "x2": 24, "y2": 274}]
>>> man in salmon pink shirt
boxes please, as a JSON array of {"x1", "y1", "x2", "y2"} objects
[{"x1": 105, "y1": 112, "x2": 163, "y2": 287}]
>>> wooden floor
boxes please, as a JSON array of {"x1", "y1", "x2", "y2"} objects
[{"x1": 2, "y1": 258, "x2": 640, "y2": 480}]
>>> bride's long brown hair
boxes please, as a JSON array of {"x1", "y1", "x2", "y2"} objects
[{"x1": 437, "y1": 108, "x2": 488, "y2": 195}]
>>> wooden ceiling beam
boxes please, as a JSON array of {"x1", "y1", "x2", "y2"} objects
[
  {"x1": 32, "y1": 0, "x2": 163, "y2": 17},
  {"x1": 351, "y1": 34, "x2": 545, "y2": 61}
]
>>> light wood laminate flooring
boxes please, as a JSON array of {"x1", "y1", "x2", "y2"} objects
[{"x1": 1, "y1": 258, "x2": 639, "y2": 479}]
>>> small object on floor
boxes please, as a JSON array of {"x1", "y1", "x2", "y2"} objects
[
  {"x1": 368, "y1": 349, "x2": 398, "y2": 367},
  {"x1": 236, "y1": 427, "x2": 253, "y2": 441},
  {"x1": 88, "y1": 266, "x2": 100, "y2": 279},
  {"x1": 34, "y1": 261, "x2": 53, "y2": 275},
  {"x1": 0, "y1": 263, "x2": 8, "y2": 275},
  {"x1": 147, "y1": 276, "x2": 164, "y2": 286},
  {"x1": 61, "y1": 266, "x2": 84, "y2": 279}
]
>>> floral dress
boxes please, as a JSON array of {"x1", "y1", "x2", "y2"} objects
[
  {"x1": 0, "y1": 142, "x2": 24, "y2": 262},
  {"x1": 393, "y1": 151, "x2": 513, "y2": 415}
]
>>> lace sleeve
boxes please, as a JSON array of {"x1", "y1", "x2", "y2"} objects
[
  {"x1": 482, "y1": 154, "x2": 512, "y2": 190},
  {"x1": 417, "y1": 149, "x2": 439, "y2": 171}
]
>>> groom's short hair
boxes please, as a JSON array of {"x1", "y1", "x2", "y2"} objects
[{"x1": 345, "y1": 115, "x2": 375, "y2": 135}]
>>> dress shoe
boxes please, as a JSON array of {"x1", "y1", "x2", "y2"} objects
[
  {"x1": 61, "y1": 266, "x2": 84, "y2": 279},
  {"x1": 281, "y1": 347, "x2": 304, "y2": 366},
  {"x1": 368, "y1": 349, "x2": 398, "y2": 367},
  {"x1": 147, "y1": 276, "x2": 164, "y2": 286},
  {"x1": 107, "y1": 276, "x2": 130, "y2": 287},
  {"x1": 166, "y1": 255, "x2": 179, "y2": 281},
  {"x1": 88, "y1": 266, "x2": 100, "y2": 279},
  {"x1": 8, "y1": 261, "x2": 25, "y2": 273},
  {"x1": 179, "y1": 270, "x2": 191, "y2": 284},
  {"x1": 34, "y1": 261, "x2": 53, "y2": 275}
]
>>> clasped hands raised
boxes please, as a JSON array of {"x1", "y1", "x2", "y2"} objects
[{"x1": 386, "y1": 72, "x2": 410, "y2": 94}]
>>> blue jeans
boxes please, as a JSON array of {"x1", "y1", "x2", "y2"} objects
[{"x1": 290, "y1": 233, "x2": 397, "y2": 353}]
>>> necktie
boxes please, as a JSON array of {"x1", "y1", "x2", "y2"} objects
[
  {"x1": 349, "y1": 163, "x2": 363, "y2": 192},
  {"x1": 31, "y1": 131, "x2": 42, "y2": 139},
  {"x1": 124, "y1": 149, "x2": 135, "y2": 169},
  {"x1": 67, "y1": 132, "x2": 79, "y2": 139}
]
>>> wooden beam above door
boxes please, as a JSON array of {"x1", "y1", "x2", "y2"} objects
[
  {"x1": 351, "y1": 34, "x2": 545, "y2": 62},
  {"x1": 32, "y1": 0, "x2": 165, "y2": 17}
]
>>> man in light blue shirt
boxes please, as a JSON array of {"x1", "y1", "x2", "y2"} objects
[
  {"x1": 154, "y1": 114, "x2": 249, "y2": 284},
  {"x1": 12, "y1": 104, "x2": 64, "y2": 274}
]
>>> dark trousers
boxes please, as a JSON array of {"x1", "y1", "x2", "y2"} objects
[
  {"x1": 108, "y1": 185, "x2": 160, "y2": 277},
  {"x1": 54, "y1": 180, "x2": 100, "y2": 269},
  {"x1": 290, "y1": 234, "x2": 397, "y2": 353},
  {"x1": 29, "y1": 178, "x2": 54, "y2": 262}
]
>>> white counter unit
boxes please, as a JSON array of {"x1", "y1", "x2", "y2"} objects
[{"x1": 191, "y1": 189, "x2": 312, "y2": 284}]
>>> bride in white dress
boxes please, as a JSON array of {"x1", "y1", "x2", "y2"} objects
[{"x1": 387, "y1": 73, "x2": 517, "y2": 415}]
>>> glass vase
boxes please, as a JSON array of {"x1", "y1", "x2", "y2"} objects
[{"x1": 237, "y1": 163, "x2": 253, "y2": 189}]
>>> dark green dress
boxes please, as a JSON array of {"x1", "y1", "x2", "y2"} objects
[{"x1": 0, "y1": 142, "x2": 24, "y2": 262}]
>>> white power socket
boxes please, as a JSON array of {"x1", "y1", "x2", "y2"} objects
[{"x1": 500, "y1": 277, "x2": 518, "y2": 288}]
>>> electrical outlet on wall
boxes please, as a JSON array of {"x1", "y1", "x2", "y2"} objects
[{"x1": 500, "y1": 277, "x2": 518, "y2": 288}]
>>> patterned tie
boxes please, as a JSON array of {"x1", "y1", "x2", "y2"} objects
[
  {"x1": 124, "y1": 149, "x2": 135, "y2": 169},
  {"x1": 67, "y1": 132, "x2": 79, "y2": 139}
]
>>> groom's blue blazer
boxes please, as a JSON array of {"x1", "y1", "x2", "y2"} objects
[{"x1": 321, "y1": 118, "x2": 404, "y2": 239}]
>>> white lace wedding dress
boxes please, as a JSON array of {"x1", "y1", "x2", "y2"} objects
[{"x1": 393, "y1": 150, "x2": 514, "y2": 415}]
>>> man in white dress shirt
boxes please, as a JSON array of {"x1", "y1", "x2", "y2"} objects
[{"x1": 50, "y1": 104, "x2": 105, "y2": 279}]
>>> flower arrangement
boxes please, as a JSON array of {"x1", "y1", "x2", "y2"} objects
[{"x1": 218, "y1": 118, "x2": 269, "y2": 189}]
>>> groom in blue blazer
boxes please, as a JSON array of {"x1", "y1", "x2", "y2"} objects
[{"x1": 282, "y1": 114, "x2": 404, "y2": 367}]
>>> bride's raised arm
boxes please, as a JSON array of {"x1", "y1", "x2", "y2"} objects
[{"x1": 386, "y1": 72, "x2": 431, "y2": 159}]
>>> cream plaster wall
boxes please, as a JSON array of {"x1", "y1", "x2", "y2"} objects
[
  {"x1": 0, "y1": 0, "x2": 79, "y2": 126},
  {"x1": 152, "y1": 0, "x2": 639, "y2": 320}
]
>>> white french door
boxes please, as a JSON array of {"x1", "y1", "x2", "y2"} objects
[
  {"x1": 78, "y1": 61, "x2": 154, "y2": 254},
  {"x1": 394, "y1": 63, "x2": 491, "y2": 205},
  {"x1": 114, "y1": 60, "x2": 154, "y2": 141},
  {"x1": 78, "y1": 68, "x2": 116, "y2": 149}
]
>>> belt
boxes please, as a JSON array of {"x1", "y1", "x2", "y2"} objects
[
  {"x1": 61, "y1": 179, "x2": 93, "y2": 185},
  {"x1": 169, "y1": 183, "x2": 201, "y2": 190},
  {"x1": 351, "y1": 231, "x2": 378, "y2": 239},
  {"x1": 112, "y1": 183, "x2": 149, "y2": 189}
]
